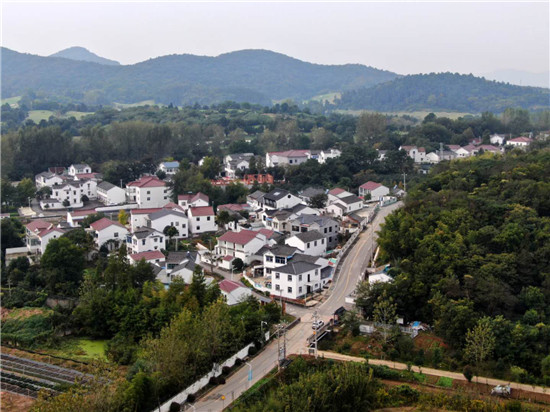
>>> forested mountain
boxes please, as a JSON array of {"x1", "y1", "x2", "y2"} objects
[
  {"x1": 338, "y1": 73, "x2": 550, "y2": 113},
  {"x1": 1, "y1": 48, "x2": 398, "y2": 106},
  {"x1": 49, "y1": 46, "x2": 120, "y2": 66}
]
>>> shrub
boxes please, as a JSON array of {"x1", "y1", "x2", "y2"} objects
[
  {"x1": 222, "y1": 366, "x2": 231, "y2": 375},
  {"x1": 390, "y1": 384, "x2": 419, "y2": 403},
  {"x1": 506, "y1": 400, "x2": 522, "y2": 412},
  {"x1": 436, "y1": 376, "x2": 453, "y2": 388},
  {"x1": 169, "y1": 402, "x2": 180, "y2": 412},
  {"x1": 209, "y1": 376, "x2": 218, "y2": 385},
  {"x1": 186, "y1": 393, "x2": 196, "y2": 403},
  {"x1": 235, "y1": 358, "x2": 243, "y2": 366},
  {"x1": 463, "y1": 365, "x2": 474, "y2": 383},
  {"x1": 248, "y1": 346, "x2": 258, "y2": 356},
  {"x1": 218, "y1": 376, "x2": 226, "y2": 384}
]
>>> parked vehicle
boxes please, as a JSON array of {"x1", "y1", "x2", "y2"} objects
[
  {"x1": 312, "y1": 320, "x2": 325, "y2": 330},
  {"x1": 491, "y1": 384, "x2": 511, "y2": 397}
]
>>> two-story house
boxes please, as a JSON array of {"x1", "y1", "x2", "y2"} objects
[
  {"x1": 358, "y1": 181, "x2": 390, "y2": 200},
  {"x1": 177, "y1": 192, "x2": 209, "y2": 210},
  {"x1": 35, "y1": 172, "x2": 64, "y2": 189},
  {"x1": 25, "y1": 219, "x2": 65, "y2": 255},
  {"x1": 42, "y1": 182, "x2": 84, "y2": 209},
  {"x1": 327, "y1": 194, "x2": 363, "y2": 217},
  {"x1": 261, "y1": 189, "x2": 302, "y2": 210},
  {"x1": 327, "y1": 188, "x2": 353, "y2": 205},
  {"x1": 126, "y1": 176, "x2": 169, "y2": 208},
  {"x1": 89, "y1": 217, "x2": 128, "y2": 251},
  {"x1": 68, "y1": 164, "x2": 92, "y2": 176},
  {"x1": 289, "y1": 214, "x2": 339, "y2": 249},
  {"x1": 399, "y1": 146, "x2": 426, "y2": 163},
  {"x1": 224, "y1": 153, "x2": 254, "y2": 178},
  {"x1": 216, "y1": 229, "x2": 268, "y2": 264},
  {"x1": 147, "y1": 209, "x2": 189, "y2": 239},
  {"x1": 260, "y1": 244, "x2": 298, "y2": 276},
  {"x1": 188, "y1": 206, "x2": 217, "y2": 235},
  {"x1": 97, "y1": 181, "x2": 126, "y2": 205},
  {"x1": 127, "y1": 227, "x2": 166, "y2": 254},
  {"x1": 271, "y1": 261, "x2": 322, "y2": 301},
  {"x1": 157, "y1": 161, "x2": 180, "y2": 175},
  {"x1": 285, "y1": 231, "x2": 326, "y2": 256},
  {"x1": 129, "y1": 250, "x2": 166, "y2": 266}
]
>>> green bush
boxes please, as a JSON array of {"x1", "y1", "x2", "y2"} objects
[
  {"x1": 436, "y1": 376, "x2": 453, "y2": 388},
  {"x1": 390, "y1": 384, "x2": 419, "y2": 403}
]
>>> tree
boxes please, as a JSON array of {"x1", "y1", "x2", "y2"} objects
[
  {"x1": 81, "y1": 213, "x2": 105, "y2": 227},
  {"x1": 216, "y1": 210, "x2": 232, "y2": 227},
  {"x1": 373, "y1": 290, "x2": 397, "y2": 344},
  {"x1": 62, "y1": 199, "x2": 70, "y2": 207},
  {"x1": 355, "y1": 112, "x2": 386, "y2": 144},
  {"x1": 308, "y1": 193, "x2": 328, "y2": 209},
  {"x1": 200, "y1": 156, "x2": 222, "y2": 179},
  {"x1": 36, "y1": 186, "x2": 52, "y2": 201},
  {"x1": 118, "y1": 209, "x2": 129, "y2": 225},
  {"x1": 17, "y1": 178, "x2": 36, "y2": 205},
  {"x1": 463, "y1": 365, "x2": 474, "y2": 383},
  {"x1": 464, "y1": 317, "x2": 496, "y2": 365},
  {"x1": 41, "y1": 237, "x2": 85, "y2": 295},
  {"x1": 232, "y1": 258, "x2": 244, "y2": 272},
  {"x1": 163, "y1": 225, "x2": 180, "y2": 250}
]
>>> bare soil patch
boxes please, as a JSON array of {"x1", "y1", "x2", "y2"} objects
[{"x1": 0, "y1": 391, "x2": 35, "y2": 412}]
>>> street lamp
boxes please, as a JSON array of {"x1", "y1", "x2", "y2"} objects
[{"x1": 260, "y1": 321, "x2": 268, "y2": 341}]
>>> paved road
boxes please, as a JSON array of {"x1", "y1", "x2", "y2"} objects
[{"x1": 192, "y1": 202, "x2": 402, "y2": 412}]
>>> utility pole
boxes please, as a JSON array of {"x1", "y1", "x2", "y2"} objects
[
  {"x1": 312, "y1": 311, "x2": 319, "y2": 359},
  {"x1": 276, "y1": 322, "x2": 287, "y2": 370},
  {"x1": 403, "y1": 172, "x2": 407, "y2": 193}
]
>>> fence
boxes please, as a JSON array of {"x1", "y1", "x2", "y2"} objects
[{"x1": 158, "y1": 343, "x2": 256, "y2": 412}]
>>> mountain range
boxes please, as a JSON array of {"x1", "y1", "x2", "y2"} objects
[{"x1": 1, "y1": 47, "x2": 548, "y2": 113}]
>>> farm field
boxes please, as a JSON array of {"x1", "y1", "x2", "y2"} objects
[
  {"x1": 27, "y1": 110, "x2": 55, "y2": 122},
  {"x1": 336, "y1": 109, "x2": 473, "y2": 120},
  {"x1": 1, "y1": 96, "x2": 22, "y2": 107}
]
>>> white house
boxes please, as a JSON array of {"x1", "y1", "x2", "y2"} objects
[
  {"x1": 130, "y1": 208, "x2": 163, "y2": 231},
  {"x1": 327, "y1": 195, "x2": 363, "y2": 217},
  {"x1": 67, "y1": 209, "x2": 96, "y2": 227},
  {"x1": 168, "y1": 253, "x2": 200, "y2": 284},
  {"x1": 147, "y1": 209, "x2": 189, "y2": 239},
  {"x1": 177, "y1": 192, "x2": 209, "y2": 210},
  {"x1": 266, "y1": 150, "x2": 310, "y2": 168},
  {"x1": 127, "y1": 227, "x2": 166, "y2": 254},
  {"x1": 289, "y1": 214, "x2": 339, "y2": 249},
  {"x1": 507, "y1": 137, "x2": 533, "y2": 148},
  {"x1": 157, "y1": 161, "x2": 180, "y2": 175},
  {"x1": 126, "y1": 176, "x2": 169, "y2": 208},
  {"x1": 35, "y1": 172, "x2": 64, "y2": 189},
  {"x1": 400, "y1": 146, "x2": 427, "y2": 163},
  {"x1": 285, "y1": 231, "x2": 326, "y2": 256},
  {"x1": 271, "y1": 261, "x2": 322, "y2": 301},
  {"x1": 260, "y1": 244, "x2": 298, "y2": 276},
  {"x1": 490, "y1": 134, "x2": 506, "y2": 146},
  {"x1": 247, "y1": 190, "x2": 265, "y2": 210},
  {"x1": 25, "y1": 219, "x2": 66, "y2": 255},
  {"x1": 89, "y1": 217, "x2": 128, "y2": 251},
  {"x1": 219, "y1": 279, "x2": 253, "y2": 305},
  {"x1": 358, "y1": 181, "x2": 390, "y2": 200},
  {"x1": 455, "y1": 144, "x2": 479, "y2": 158},
  {"x1": 327, "y1": 188, "x2": 353, "y2": 204},
  {"x1": 188, "y1": 206, "x2": 218, "y2": 235},
  {"x1": 224, "y1": 153, "x2": 254, "y2": 178},
  {"x1": 97, "y1": 181, "x2": 126, "y2": 205},
  {"x1": 318, "y1": 149, "x2": 341, "y2": 164},
  {"x1": 216, "y1": 229, "x2": 268, "y2": 264},
  {"x1": 129, "y1": 250, "x2": 166, "y2": 266},
  {"x1": 425, "y1": 151, "x2": 457, "y2": 164},
  {"x1": 68, "y1": 164, "x2": 92, "y2": 176},
  {"x1": 43, "y1": 182, "x2": 84, "y2": 209},
  {"x1": 261, "y1": 189, "x2": 302, "y2": 210}
]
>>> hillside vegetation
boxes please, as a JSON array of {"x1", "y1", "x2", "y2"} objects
[
  {"x1": 376, "y1": 149, "x2": 550, "y2": 382},
  {"x1": 338, "y1": 73, "x2": 550, "y2": 113}
]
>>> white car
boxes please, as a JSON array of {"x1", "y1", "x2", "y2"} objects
[{"x1": 312, "y1": 320, "x2": 325, "y2": 330}]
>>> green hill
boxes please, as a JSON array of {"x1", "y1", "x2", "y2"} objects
[
  {"x1": 49, "y1": 46, "x2": 120, "y2": 66},
  {"x1": 1, "y1": 48, "x2": 398, "y2": 106},
  {"x1": 337, "y1": 72, "x2": 550, "y2": 113}
]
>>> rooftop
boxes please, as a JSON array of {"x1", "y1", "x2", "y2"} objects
[
  {"x1": 90, "y1": 217, "x2": 126, "y2": 231},
  {"x1": 189, "y1": 206, "x2": 215, "y2": 216},
  {"x1": 148, "y1": 209, "x2": 187, "y2": 221},
  {"x1": 293, "y1": 231, "x2": 325, "y2": 243},
  {"x1": 219, "y1": 229, "x2": 263, "y2": 245},
  {"x1": 274, "y1": 261, "x2": 320, "y2": 275},
  {"x1": 359, "y1": 181, "x2": 383, "y2": 191},
  {"x1": 264, "y1": 189, "x2": 291, "y2": 201},
  {"x1": 338, "y1": 194, "x2": 363, "y2": 205},
  {"x1": 130, "y1": 250, "x2": 165, "y2": 261},
  {"x1": 219, "y1": 279, "x2": 246, "y2": 293},
  {"x1": 127, "y1": 175, "x2": 165, "y2": 188}
]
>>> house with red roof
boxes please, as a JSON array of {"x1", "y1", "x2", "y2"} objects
[
  {"x1": 89, "y1": 217, "x2": 128, "y2": 251},
  {"x1": 399, "y1": 145, "x2": 427, "y2": 163},
  {"x1": 215, "y1": 229, "x2": 268, "y2": 265},
  {"x1": 358, "y1": 181, "x2": 389, "y2": 200},
  {"x1": 126, "y1": 175, "x2": 169, "y2": 208},
  {"x1": 218, "y1": 279, "x2": 253, "y2": 305},
  {"x1": 327, "y1": 188, "x2": 353, "y2": 204},
  {"x1": 25, "y1": 219, "x2": 66, "y2": 255},
  {"x1": 507, "y1": 136, "x2": 533, "y2": 148},
  {"x1": 129, "y1": 250, "x2": 166, "y2": 266},
  {"x1": 188, "y1": 206, "x2": 217, "y2": 235},
  {"x1": 266, "y1": 149, "x2": 311, "y2": 168},
  {"x1": 177, "y1": 192, "x2": 209, "y2": 210}
]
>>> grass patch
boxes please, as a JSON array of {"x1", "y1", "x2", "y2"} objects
[
  {"x1": 413, "y1": 372, "x2": 426, "y2": 383},
  {"x1": 27, "y1": 110, "x2": 55, "y2": 122},
  {"x1": 37, "y1": 337, "x2": 108, "y2": 362},
  {"x1": 2, "y1": 95, "x2": 21, "y2": 107},
  {"x1": 63, "y1": 111, "x2": 94, "y2": 120},
  {"x1": 335, "y1": 109, "x2": 473, "y2": 120},
  {"x1": 2, "y1": 308, "x2": 54, "y2": 346},
  {"x1": 306, "y1": 92, "x2": 341, "y2": 104},
  {"x1": 436, "y1": 376, "x2": 453, "y2": 388}
]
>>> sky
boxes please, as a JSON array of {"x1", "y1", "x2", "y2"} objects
[{"x1": 2, "y1": 1, "x2": 549, "y2": 78}]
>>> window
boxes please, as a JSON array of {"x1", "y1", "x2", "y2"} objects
[
  {"x1": 196, "y1": 217, "x2": 200, "y2": 221},
  {"x1": 275, "y1": 273, "x2": 280, "y2": 279},
  {"x1": 324, "y1": 228, "x2": 327, "y2": 233},
  {"x1": 275, "y1": 256, "x2": 285, "y2": 264},
  {"x1": 299, "y1": 287, "x2": 302, "y2": 293},
  {"x1": 154, "y1": 238, "x2": 158, "y2": 242},
  {"x1": 329, "y1": 237, "x2": 333, "y2": 242},
  {"x1": 147, "y1": 197, "x2": 151, "y2": 201},
  {"x1": 306, "y1": 243, "x2": 310, "y2": 249},
  {"x1": 207, "y1": 216, "x2": 211, "y2": 221},
  {"x1": 287, "y1": 275, "x2": 292, "y2": 281},
  {"x1": 287, "y1": 287, "x2": 292, "y2": 293},
  {"x1": 183, "y1": 224, "x2": 186, "y2": 229},
  {"x1": 266, "y1": 268, "x2": 272, "y2": 274},
  {"x1": 329, "y1": 227, "x2": 333, "y2": 232},
  {"x1": 266, "y1": 256, "x2": 273, "y2": 262},
  {"x1": 275, "y1": 284, "x2": 280, "y2": 291},
  {"x1": 197, "y1": 226, "x2": 200, "y2": 230},
  {"x1": 142, "y1": 239, "x2": 146, "y2": 245},
  {"x1": 114, "y1": 232, "x2": 118, "y2": 237},
  {"x1": 175, "y1": 222, "x2": 179, "y2": 226},
  {"x1": 321, "y1": 239, "x2": 324, "y2": 244},
  {"x1": 315, "y1": 269, "x2": 318, "y2": 275},
  {"x1": 147, "y1": 191, "x2": 151, "y2": 194},
  {"x1": 298, "y1": 274, "x2": 302, "y2": 281},
  {"x1": 314, "y1": 241, "x2": 317, "y2": 246}
]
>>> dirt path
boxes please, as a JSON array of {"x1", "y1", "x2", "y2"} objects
[{"x1": 319, "y1": 351, "x2": 550, "y2": 397}]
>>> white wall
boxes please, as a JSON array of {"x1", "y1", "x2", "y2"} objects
[
  {"x1": 189, "y1": 213, "x2": 218, "y2": 235},
  {"x1": 149, "y1": 213, "x2": 189, "y2": 238},
  {"x1": 272, "y1": 267, "x2": 321, "y2": 300},
  {"x1": 95, "y1": 225, "x2": 128, "y2": 251},
  {"x1": 285, "y1": 236, "x2": 326, "y2": 256},
  {"x1": 136, "y1": 186, "x2": 170, "y2": 208}
]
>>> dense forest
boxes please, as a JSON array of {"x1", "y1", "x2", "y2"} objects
[
  {"x1": 1, "y1": 47, "x2": 397, "y2": 106},
  {"x1": 338, "y1": 73, "x2": 550, "y2": 113},
  {"x1": 372, "y1": 150, "x2": 550, "y2": 383}
]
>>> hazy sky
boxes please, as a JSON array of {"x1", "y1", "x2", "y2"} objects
[{"x1": 2, "y1": 1, "x2": 549, "y2": 76}]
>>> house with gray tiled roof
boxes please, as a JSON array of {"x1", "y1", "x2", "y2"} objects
[{"x1": 285, "y1": 231, "x2": 326, "y2": 256}]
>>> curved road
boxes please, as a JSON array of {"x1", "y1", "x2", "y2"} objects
[{"x1": 192, "y1": 202, "x2": 401, "y2": 412}]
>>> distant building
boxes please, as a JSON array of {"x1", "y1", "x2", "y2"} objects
[
  {"x1": 358, "y1": 181, "x2": 389, "y2": 200},
  {"x1": 126, "y1": 176, "x2": 169, "y2": 208},
  {"x1": 507, "y1": 136, "x2": 533, "y2": 148},
  {"x1": 157, "y1": 161, "x2": 180, "y2": 175}
]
